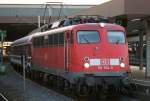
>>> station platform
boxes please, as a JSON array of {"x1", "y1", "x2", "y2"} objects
[
  {"x1": 0, "y1": 64, "x2": 73, "y2": 101},
  {"x1": 0, "y1": 64, "x2": 149, "y2": 101},
  {"x1": 130, "y1": 65, "x2": 150, "y2": 97},
  {"x1": 130, "y1": 65, "x2": 146, "y2": 80}
]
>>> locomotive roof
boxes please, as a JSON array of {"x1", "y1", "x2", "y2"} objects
[
  {"x1": 11, "y1": 23, "x2": 124, "y2": 47},
  {"x1": 33, "y1": 23, "x2": 124, "y2": 36}
]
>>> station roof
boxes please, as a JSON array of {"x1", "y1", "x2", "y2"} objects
[
  {"x1": 0, "y1": 4, "x2": 94, "y2": 24},
  {"x1": 74, "y1": 0, "x2": 150, "y2": 37},
  {"x1": 75, "y1": 0, "x2": 150, "y2": 18},
  {"x1": 0, "y1": 4, "x2": 93, "y2": 17},
  {"x1": 0, "y1": 4, "x2": 93, "y2": 41}
]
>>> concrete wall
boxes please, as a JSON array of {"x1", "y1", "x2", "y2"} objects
[
  {"x1": 75, "y1": 0, "x2": 150, "y2": 17},
  {"x1": 0, "y1": 4, "x2": 92, "y2": 16},
  {"x1": 0, "y1": 4, "x2": 93, "y2": 23},
  {"x1": 75, "y1": 0, "x2": 125, "y2": 17},
  {"x1": 125, "y1": 0, "x2": 150, "y2": 15},
  {"x1": 0, "y1": 16, "x2": 59, "y2": 23}
]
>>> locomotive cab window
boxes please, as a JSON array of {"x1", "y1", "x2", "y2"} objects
[
  {"x1": 77, "y1": 31, "x2": 100, "y2": 44},
  {"x1": 107, "y1": 31, "x2": 125, "y2": 44}
]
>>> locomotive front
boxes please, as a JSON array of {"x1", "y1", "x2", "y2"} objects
[{"x1": 67, "y1": 23, "x2": 131, "y2": 88}]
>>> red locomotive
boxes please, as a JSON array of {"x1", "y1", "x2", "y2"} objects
[{"x1": 10, "y1": 23, "x2": 131, "y2": 95}]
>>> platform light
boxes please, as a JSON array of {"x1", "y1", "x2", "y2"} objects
[
  {"x1": 132, "y1": 29, "x2": 140, "y2": 33},
  {"x1": 120, "y1": 63, "x2": 125, "y2": 68},
  {"x1": 131, "y1": 18, "x2": 141, "y2": 22},
  {"x1": 84, "y1": 63, "x2": 90, "y2": 68}
]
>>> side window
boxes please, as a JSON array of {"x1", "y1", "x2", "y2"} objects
[
  {"x1": 70, "y1": 31, "x2": 74, "y2": 44},
  {"x1": 44, "y1": 35, "x2": 49, "y2": 47},
  {"x1": 59, "y1": 32, "x2": 64, "y2": 45},
  {"x1": 33, "y1": 36, "x2": 44, "y2": 48},
  {"x1": 38, "y1": 36, "x2": 44, "y2": 47},
  {"x1": 41, "y1": 36, "x2": 44, "y2": 47},
  {"x1": 33, "y1": 37, "x2": 38, "y2": 48},
  {"x1": 48, "y1": 32, "x2": 65, "y2": 47},
  {"x1": 49, "y1": 35, "x2": 53, "y2": 46},
  {"x1": 54, "y1": 34, "x2": 58, "y2": 45}
]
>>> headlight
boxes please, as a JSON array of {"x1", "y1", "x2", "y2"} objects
[
  {"x1": 120, "y1": 63, "x2": 125, "y2": 68},
  {"x1": 84, "y1": 63, "x2": 90, "y2": 68}
]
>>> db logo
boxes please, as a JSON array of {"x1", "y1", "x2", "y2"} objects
[{"x1": 100, "y1": 59, "x2": 110, "y2": 65}]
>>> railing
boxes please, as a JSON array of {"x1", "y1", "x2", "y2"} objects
[{"x1": 129, "y1": 56, "x2": 146, "y2": 66}]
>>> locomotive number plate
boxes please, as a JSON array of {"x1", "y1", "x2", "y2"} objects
[
  {"x1": 110, "y1": 59, "x2": 119, "y2": 65},
  {"x1": 90, "y1": 58, "x2": 120, "y2": 66},
  {"x1": 90, "y1": 59, "x2": 100, "y2": 66}
]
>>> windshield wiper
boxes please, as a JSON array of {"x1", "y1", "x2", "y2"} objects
[
  {"x1": 83, "y1": 37, "x2": 90, "y2": 43},
  {"x1": 115, "y1": 40, "x2": 120, "y2": 44}
]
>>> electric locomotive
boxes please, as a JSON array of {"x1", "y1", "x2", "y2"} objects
[{"x1": 10, "y1": 23, "x2": 131, "y2": 95}]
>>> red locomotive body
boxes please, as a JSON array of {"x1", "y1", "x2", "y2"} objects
[{"x1": 10, "y1": 23, "x2": 131, "y2": 95}]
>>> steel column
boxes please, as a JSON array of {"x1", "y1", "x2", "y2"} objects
[
  {"x1": 144, "y1": 19, "x2": 150, "y2": 78},
  {"x1": 139, "y1": 30, "x2": 144, "y2": 70}
]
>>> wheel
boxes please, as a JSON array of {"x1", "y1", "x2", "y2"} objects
[
  {"x1": 75, "y1": 82, "x2": 90, "y2": 97},
  {"x1": 63, "y1": 80, "x2": 71, "y2": 94}
]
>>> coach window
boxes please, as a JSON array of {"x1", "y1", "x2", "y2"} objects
[
  {"x1": 107, "y1": 31, "x2": 125, "y2": 44},
  {"x1": 77, "y1": 30, "x2": 100, "y2": 44}
]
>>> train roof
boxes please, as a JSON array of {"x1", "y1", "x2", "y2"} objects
[
  {"x1": 11, "y1": 23, "x2": 124, "y2": 47},
  {"x1": 11, "y1": 32, "x2": 41, "y2": 47},
  {"x1": 34, "y1": 23, "x2": 124, "y2": 36}
]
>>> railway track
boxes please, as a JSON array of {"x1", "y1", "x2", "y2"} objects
[
  {"x1": 0, "y1": 93, "x2": 8, "y2": 101},
  {"x1": 12, "y1": 66, "x2": 144, "y2": 101},
  {"x1": 132, "y1": 79, "x2": 150, "y2": 96}
]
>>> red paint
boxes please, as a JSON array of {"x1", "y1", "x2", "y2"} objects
[{"x1": 11, "y1": 23, "x2": 129, "y2": 76}]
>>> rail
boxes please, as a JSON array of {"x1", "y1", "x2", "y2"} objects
[
  {"x1": 132, "y1": 79, "x2": 150, "y2": 95},
  {"x1": 0, "y1": 93, "x2": 8, "y2": 101}
]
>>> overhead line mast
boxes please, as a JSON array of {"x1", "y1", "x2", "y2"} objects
[{"x1": 43, "y1": 2, "x2": 64, "y2": 25}]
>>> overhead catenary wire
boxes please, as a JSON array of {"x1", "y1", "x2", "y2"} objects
[{"x1": 43, "y1": 2, "x2": 64, "y2": 25}]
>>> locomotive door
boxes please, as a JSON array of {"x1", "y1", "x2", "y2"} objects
[{"x1": 64, "y1": 31, "x2": 70, "y2": 71}]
